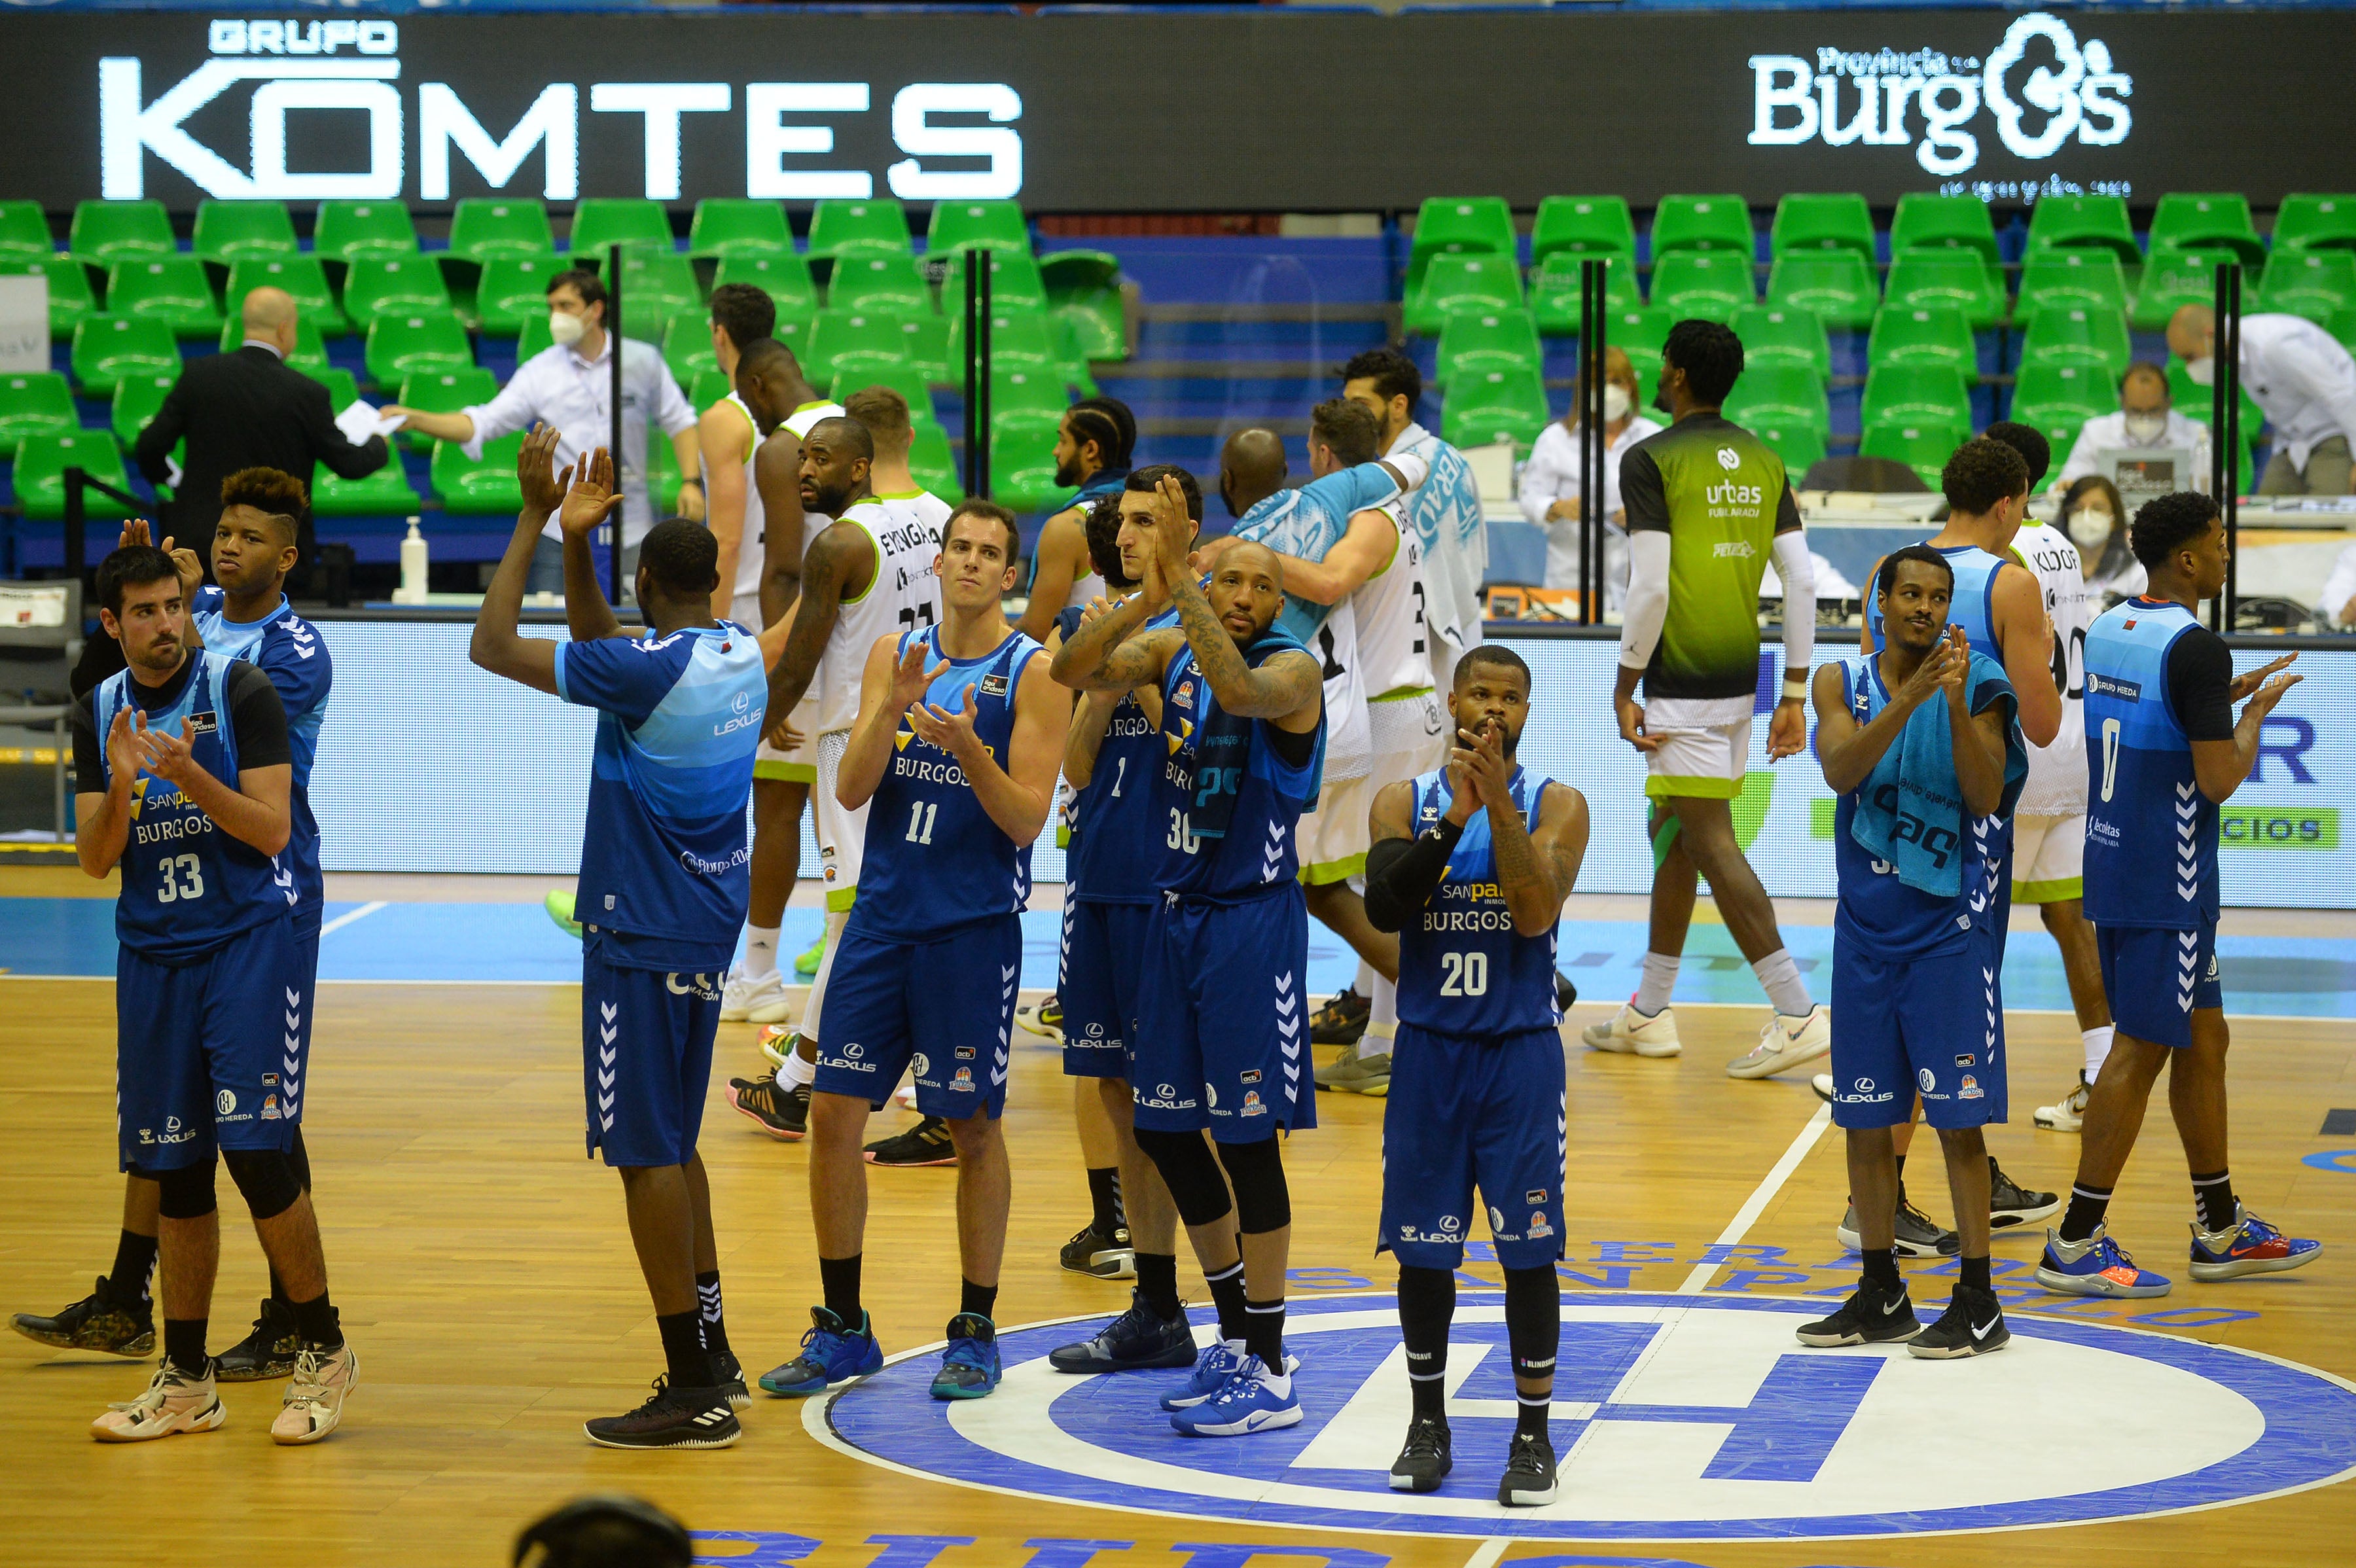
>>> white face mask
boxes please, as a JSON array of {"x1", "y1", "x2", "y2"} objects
[
  {"x1": 1602, "y1": 383, "x2": 1633, "y2": 423},
  {"x1": 548, "y1": 308, "x2": 586, "y2": 347},
  {"x1": 2122, "y1": 411, "x2": 2168, "y2": 444},
  {"x1": 2067, "y1": 509, "x2": 2115, "y2": 552},
  {"x1": 2182, "y1": 355, "x2": 2215, "y2": 387}
]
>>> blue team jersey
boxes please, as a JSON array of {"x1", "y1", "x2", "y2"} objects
[
  {"x1": 192, "y1": 587, "x2": 330, "y2": 938},
  {"x1": 1396, "y1": 766, "x2": 1565, "y2": 1037},
  {"x1": 1867, "y1": 543, "x2": 2012, "y2": 660},
  {"x1": 94, "y1": 651, "x2": 291, "y2": 962},
  {"x1": 1062, "y1": 604, "x2": 1176, "y2": 906},
  {"x1": 554, "y1": 621, "x2": 766, "y2": 967},
  {"x1": 853, "y1": 624, "x2": 1044, "y2": 941},
  {"x1": 1154, "y1": 640, "x2": 1326, "y2": 899},
  {"x1": 1234, "y1": 462, "x2": 1403, "y2": 641},
  {"x1": 2084, "y1": 597, "x2": 2218, "y2": 930}
]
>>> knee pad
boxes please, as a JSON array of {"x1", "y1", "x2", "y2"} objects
[
  {"x1": 285, "y1": 1125, "x2": 313, "y2": 1195},
  {"x1": 1214, "y1": 1136, "x2": 1292, "y2": 1234},
  {"x1": 1133, "y1": 1128, "x2": 1233, "y2": 1229},
  {"x1": 144, "y1": 1161, "x2": 219, "y2": 1220},
  {"x1": 222, "y1": 1148, "x2": 303, "y2": 1221},
  {"x1": 1649, "y1": 810, "x2": 1682, "y2": 870}
]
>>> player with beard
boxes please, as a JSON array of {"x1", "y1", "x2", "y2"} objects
[{"x1": 1016, "y1": 397, "x2": 1136, "y2": 644}]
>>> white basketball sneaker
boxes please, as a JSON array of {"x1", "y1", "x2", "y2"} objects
[
  {"x1": 92, "y1": 1360, "x2": 226, "y2": 1442},
  {"x1": 1726, "y1": 1005, "x2": 1831, "y2": 1079},
  {"x1": 271, "y1": 1342, "x2": 358, "y2": 1445},
  {"x1": 1580, "y1": 1001, "x2": 1682, "y2": 1058}
]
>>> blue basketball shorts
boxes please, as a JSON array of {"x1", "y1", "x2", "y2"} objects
[
  {"x1": 117, "y1": 914, "x2": 303, "y2": 1171},
  {"x1": 581, "y1": 932, "x2": 724, "y2": 1168},
  {"x1": 1132, "y1": 885, "x2": 1315, "y2": 1142},
  {"x1": 815, "y1": 913, "x2": 1020, "y2": 1120},
  {"x1": 1378, "y1": 1024, "x2": 1567, "y2": 1270},
  {"x1": 2099, "y1": 918, "x2": 2221, "y2": 1051},
  {"x1": 1060, "y1": 898, "x2": 1152, "y2": 1078},
  {"x1": 1829, "y1": 935, "x2": 2007, "y2": 1131}
]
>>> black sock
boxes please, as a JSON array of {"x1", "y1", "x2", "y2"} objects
[
  {"x1": 1396, "y1": 1266, "x2": 1455, "y2": 1420},
  {"x1": 1502, "y1": 1264, "x2": 1560, "y2": 1440},
  {"x1": 2060, "y1": 1183, "x2": 2113, "y2": 1244},
  {"x1": 1959, "y1": 1255, "x2": 1992, "y2": 1292},
  {"x1": 960, "y1": 1277, "x2": 999, "y2": 1322},
  {"x1": 109, "y1": 1230, "x2": 158, "y2": 1311},
  {"x1": 164, "y1": 1318, "x2": 207, "y2": 1375},
  {"x1": 289, "y1": 1290, "x2": 341, "y2": 1349},
  {"x1": 268, "y1": 1265, "x2": 290, "y2": 1313},
  {"x1": 1861, "y1": 1247, "x2": 1901, "y2": 1291},
  {"x1": 1893, "y1": 1153, "x2": 1907, "y2": 1183},
  {"x1": 1136, "y1": 1253, "x2": 1181, "y2": 1321},
  {"x1": 1204, "y1": 1257, "x2": 1249, "y2": 1344},
  {"x1": 2191, "y1": 1169, "x2": 2238, "y2": 1233},
  {"x1": 696, "y1": 1269, "x2": 731, "y2": 1359},
  {"x1": 820, "y1": 1254, "x2": 863, "y2": 1325},
  {"x1": 1244, "y1": 1296, "x2": 1286, "y2": 1370},
  {"x1": 1086, "y1": 1167, "x2": 1124, "y2": 1237},
  {"x1": 656, "y1": 1310, "x2": 713, "y2": 1389}
]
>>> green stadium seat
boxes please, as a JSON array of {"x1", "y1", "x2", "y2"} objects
[
  {"x1": 1406, "y1": 253, "x2": 1525, "y2": 337},
  {"x1": 1050, "y1": 313, "x2": 1098, "y2": 397},
  {"x1": 71, "y1": 315, "x2": 179, "y2": 395},
  {"x1": 2131, "y1": 247, "x2": 2241, "y2": 332},
  {"x1": 13, "y1": 430, "x2": 138, "y2": 520},
  {"x1": 945, "y1": 307, "x2": 1065, "y2": 379},
  {"x1": 0, "y1": 372, "x2": 77, "y2": 452},
  {"x1": 1890, "y1": 194, "x2": 2000, "y2": 266},
  {"x1": 1861, "y1": 364, "x2": 1971, "y2": 433},
  {"x1": 1406, "y1": 197, "x2": 1516, "y2": 294},
  {"x1": 397, "y1": 367, "x2": 497, "y2": 454},
  {"x1": 1651, "y1": 195, "x2": 1752, "y2": 257},
  {"x1": 312, "y1": 202, "x2": 418, "y2": 263},
  {"x1": 611, "y1": 250, "x2": 701, "y2": 339},
  {"x1": 1433, "y1": 310, "x2": 1541, "y2": 387},
  {"x1": 1440, "y1": 366, "x2": 1550, "y2": 454},
  {"x1": 908, "y1": 421, "x2": 964, "y2": 505},
  {"x1": 0, "y1": 201, "x2": 52, "y2": 261},
  {"x1": 9, "y1": 256, "x2": 94, "y2": 339},
  {"x1": 808, "y1": 309, "x2": 916, "y2": 387},
  {"x1": 1770, "y1": 194, "x2": 1874, "y2": 261},
  {"x1": 1601, "y1": 304, "x2": 1673, "y2": 393},
  {"x1": 1530, "y1": 196, "x2": 1635, "y2": 268},
  {"x1": 2015, "y1": 250, "x2": 2130, "y2": 325},
  {"x1": 471, "y1": 254, "x2": 566, "y2": 336},
  {"x1": 1040, "y1": 249, "x2": 1126, "y2": 363},
  {"x1": 69, "y1": 201, "x2": 174, "y2": 268},
  {"x1": 1860, "y1": 420, "x2": 1971, "y2": 489},
  {"x1": 2257, "y1": 250, "x2": 2356, "y2": 327},
  {"x1": 223, "y1": 257, "x2": 346, "y2": 336},
  {"x1": 1651, "y1": 251, "x2": 1754, "y2": 324},
  {"x1": 690, "y1": 368, "x2": 734, "y2": 411},
  {"x1": 829, "y1": 254, "x2": 932, "y2": 317},
  {"x1": 2273, "y1": 194, "x2": 2356, "y2": 254},
  {"x1": 431, "y1": 433, "x2": 527, "y2": 514},
  {"x1": 365, "y1": 312, "x2": 473, "y2": 387},
  {"x1": 1867, "y1": 304, "x2": 1976, "y2": 379},
  {"x1": 894, "y1": 312, "x2": 953, "y2": 383},
  {"x1": 311, "y1": 453, "x2": 418, "y2": 517},
  {"x1": 714, "y1": 252, "x2": 819, "y2": 319},
  {"x1": 663, "y1": 314, "x2": 718, "y2": 385},
  {"x1": 831, "y1": 361, "x2": 939, "y2": 425},
  {"x1": 103, "y1": 257, "x2": 221, "y2": 339},
  {"x1": 342, "y1": 255, "x2": 452, "y2": 329},
  {"x1": 191, "y1": 201, "x2": 295, "y2": 266},
  {"x1": 512, "y1": 312, "x2": 554, "y2": 362},
  {"x1": 1747, "y1": 419, "x2": 1827, "y2": 478},
  {"x1": 217, "y1": 316, "x2": 329, "y2": 377},
  {"x1": 939, "y1": 249, "x2": 1050, "y2": 317},
  {"x1": 448, "y1": 198, "x2": 554, "y2": 264},
  {"x1": 2008, "y1": 363, "x2": 2112, "y2": 455},
  {"x1": 928, "y1": 200, "x2": 1032, "y2": 258},
  {"x1": 2148, "y1": 194, "x2": 2264, "y2": 268},
  {"x1": 568, "y1": 199, "x2": 671, "y2": 257},
  {"x1": 808, "y1": 199, "x2": 911, "y2": 262},
  {"x1": 110, "y1": 372, "x2": 176, "y2": 452},
  {"x1": 1883, "y1": 249, "x2": 2006, "y2": 330},
  {"x1": 689, "y1": 198, "x2": 791, "y2": 259},
  {"x1": 1724, "y1": 365, "x2": 1829, "y2": 440},
  {"x1": 988, "y1": 408, "x2": 1070, "y2": 512},
  {"x1": 2020, "y1": 307, "x2": 2133, "y2": 378},
  {"x1": 1763, "y1": 251, "x2": 1874, "y2": 330},
  {"x1": 2026, "y1": 195, "x2": 2139, "y2": 264},
  {"x1": 1531, "y1": 253, "x2": 1643, "y2": 336},
  {"x1": 2331, "y1": 305, "x2": 2356, "y2": 356},
  {"x1": 1730, "y1": 304, "x2": 1829, "y2": 376},
  {"x1": 989, "y1": 366, "x2": 1066, "y2": 416}
]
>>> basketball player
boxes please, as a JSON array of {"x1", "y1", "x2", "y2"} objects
[
  {"x1": 1052, "y1": 471, "x2": 1326, "y2": 1438},
  {"x1": 1365, "y1": 645, "x2": 1588, "y2": 1505},
  {"x1": 2037, "y1": 493, "x2": 2320, "y2": 1298},
  {"x1": 1582, "y1": 321, "x2": 1826, "y2": 1074},
  {"x1": 1800, "y1": 548, "x2": 2027, "y2": 1359},
  {"x1": 757, "y1": 501, "x2": 1066, "y2": 1402},
  {"x1": 472, "y1": 431, "x2": 777, "y2": 1449},
  {"x1": 73, "y1": 543, "x2": 353, "y2": 1444},
  {"x1": 1016, "y1": 397, "x2": 1136, "y2": 643}
]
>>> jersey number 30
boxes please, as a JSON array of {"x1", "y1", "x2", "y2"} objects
[
  {"x1": 1166, "y1": 810, "x2": 1200, "y2": 855},
  {"x1": 1438, "y1": 950, "x2": 1489, "y2": 997}
]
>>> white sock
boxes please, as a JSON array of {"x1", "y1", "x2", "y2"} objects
[
  {"x1": 1366, "y1": 974, "x2": 1398, "y2": 1042},
  {"x1": 1633, "y1": 952, "x2": 1679, "y2": 1016},
  {"x1": 1354, "y1": 958, "x2": 1375, "y2": 996},
  {"x1": 2082, "y1": 1025, "x2": 2115, "y2": 1082},
  {"x1": 1751, "y1": 948, "x2": 1812, "y2": 1018},
  {"x1": 745, "y1": 925, "x2": 780, "y2": 979},
  {"x1": 794, "y1": 907, "x2": 850, "y2": 1051},
  {"x1": 779, "y1": 1042, "x2": 817, "y2": 1090}
]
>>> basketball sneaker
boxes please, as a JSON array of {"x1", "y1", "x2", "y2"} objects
[
  {"x1": 1060, "y1": 1222, "x2": 1135, "y2": 1279},
  {"x1": 1988, "y1": 1158, "x2": 2060, "y2": 1228},
  {"x1": 866, "y1": 1116, "x2": 956, "y2": 1167},
  {"x1": 794, "y1": 931, "x2": 825, "y2": 978},
  {"x1": 1907, "y1": 1285, "x2": 2008, "y2": 1359},
  {"x1": 758, "y1": 1025, "x2": 800, "y2": 1070},
  {"x1": 724, "y1": 1071, "x2": 809, "y2": 1141},
  {"x1": 1014, "y1": 993, "x2": 1064, "y2": 1044},
  {"x1": 931, "y1": 1313, "x2": 1002, "y2": 1400},
  {"x1": 1811, "y1": 1073, "x2": 1834, "y2": 1105},
  {"x1": 1795, "y1": 1278, "x2": 1921, "y2": 1346},
  {"x1": 2188, "y1": 1206, "x2": 2322, "y2": 1282},
  {"x1": 543, "y1": 889, "x2": 582, "y2": 940},
  {"x1": 1388, "y1": 1414, "x2": 1452, "y2": 1492},
  {"x1": 1315, "y1": 1044, "x2": 1392, "y2": 1095},
  {"x1": 1726, "y1": 1005, "x2": 1830, "y2": 1079},
  {"x1": 721, "y1": 967, "x2": 791, "y2": 1024},
  {"x1": 583, "y1": 1376, "x2": 740, "y2": 1450},
  {"x1": 1498, "y1": 1428, "x2": 1560, "y2": 1506},
  {"x1": 760, "y1": 1306, "x2": 884, "y2": 1397},
  {"x1": 1047, "y1": 1291, "x2": 1198, "y2": 1373},
  {"x1": 213, "y1": 1298, "x2": 298, "y2": 1381},
  {"x1": 270, "y1": 1340, "x2": 358, "y2": 1444},
  {"x1": 1581, "y1": 1001, "x2": 1681, "y2": 1058},
  {"x1": 1309, "y1": 987, "x2": 1368, "y2": 1046},
  {"x1": 91, "y1": 1359, "x2": 225, "y2": 1442},
  {"x1": 712, "y1": 1349, "x2": 751, "y2": 1409},
  {"x1": 1554, "y1": 972, "x2": 1579, "y2": 1013},
  {"x1": 1836, "y1": 1189, "x2": 1959, "y2": 1258},
  {"x1": 2035, "y1": 1224, "x2": 2172, "y2": 1298},
  {"x1": 12, "y1": 1275, "x2": 154, "y2": 1357},
  {"x1": 1169, "y1": 1353, "x2": 1301, "y2": 1436},
  {"x1": 1161, "y1": 1341, "x2": 1300, "y2": 1410},
  {"x1": 2033, "y1": 1073, "x2": 2092, "y2": 1131}
]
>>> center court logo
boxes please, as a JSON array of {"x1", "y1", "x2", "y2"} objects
[{"x1": 804, "y1": 1292, "x2": 2356, "y2": 1541}]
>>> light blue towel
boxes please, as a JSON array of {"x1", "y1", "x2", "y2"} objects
[{"x1": 1844, "y1": 650, "x2": 2027, "y2": 898}]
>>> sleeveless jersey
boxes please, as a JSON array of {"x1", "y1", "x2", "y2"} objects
[
  {"x1": 1397, "y1": 766, "x2": 1564, "y2": 1037},
  {"x1": 94, "y1": 652, "x2": 289, "y2": 961},
  {"x1": 787, "y1": 399, "x2": 848, "y2": 608},
  {"x1": 1830, "y1": 658, "x2": 1993, "y2": 961},
  {"x1": 2008, "y1": 520, "x2": 2092, "y2": 816},
  {"x1": 1308, "y1": 595, "x2": 1372, "y2": 782},
  {"x1": 711, "y1": 391, "x2": 769, "y2": 620},
  {"x1": 817, "y1": 497, "x2": 942, "y2": 736},
  {"x1": 1056, "y1": 470, "x2": 1128, "y2": 611},
  {"x1": 2083, "y1": 598, "x2": 2218, "y2": 930},
  {"x1": 1389, "y1": 423, "x2": 1487, "y2": 664},
  {"x1": 851, "y1": 624, "x2": 1043, "y2": 940},
  {"x1": 1154, "y1": 639, "x2": 1327, "y2": 899},
  {"x1": 1060, "y1": 603, "x2": 1177, "y2": 906},
  {"x1": 1352, "y1": 505, "x2": 1433, "y2": 700},
  {"x1": 878, "y1": 486, "x2": 952, "y2": 544},
  {"x1": 1869, "y1": 542, "x2": 2012, "y2": 662},
  {"x1": 192, "y1": 588, "x2": 329, "y2": 939}
]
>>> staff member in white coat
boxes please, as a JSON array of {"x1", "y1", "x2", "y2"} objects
[
  {"x1": 2052, "y1": 364, "x2": 2212, "y2": 493},
  {"x1": 1517, "y1": 346, "x2": 1662, "y2": 605},
  {"x1": 2169, "y1": 305, "x2": 2356, "y2": 495}
]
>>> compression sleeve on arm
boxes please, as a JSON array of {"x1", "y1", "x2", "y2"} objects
[
  {"x1": 1364, "y1": 816, "x2": 1465, "y2": 935},
  {"x1": 1385, "y1": 450, "x2": 1430, "y2": 491},
  {"x1": 1617, "y1": 528, "x2": 1672, "y2": 672},
  {"x1": 2167, "y1": 628, "x2": 2236, "y2": 741},
  {"x1": 1771, "y1": 527, "x2": 1817, "y2": 694}
]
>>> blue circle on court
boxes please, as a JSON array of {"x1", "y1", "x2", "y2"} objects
[
  {"x1": 2301, "y1": 1149, "x2": 2356, "y2": 1173},
  {"x1": 805, "y1": 1291, "x2": 2356, "y2": 1541}
]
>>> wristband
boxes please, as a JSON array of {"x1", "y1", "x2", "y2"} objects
[{"x1": 1781, "y1": 673, "x2": 1810, "y2": 701}]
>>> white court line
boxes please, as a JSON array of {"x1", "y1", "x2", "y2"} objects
[
  {"x1": 1458, "y1": 1539, "x2": 1508, "y2": 1568},
  {"x1": 316, "y1": 899, "x2": 389, "y2": 937},
  {"x1": 1674, "y1": 1102, "x2": 1834, "y2": 1293}
]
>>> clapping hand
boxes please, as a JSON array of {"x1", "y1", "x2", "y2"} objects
[
  {"x1": 2230, "y1": 651, "x2": 2297, "y2": 704},
  {"x1": 1449, "y1": 721, "x2": 1511, "y2": 823},
  {"x1": 556, "y1": 446, "x2": 623, "y2": 540},
  {"x1": 908, "y1": 682, "x2": 983, "y2": 763},
  {"x1": 119, "y1": 518, "x2": 204, "y2": 601},
  {"x1": 888, "y1": 638, "x2": 946, "y2": 714},
  {"x1": 517, "y1": 424, "x2": 569, "y2": 518},
  {"x1": 138, "y1": 714, "x2": 204, "y2": 788}
]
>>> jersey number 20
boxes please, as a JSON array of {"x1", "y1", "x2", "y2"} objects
[{"x1": 1438, "y1": 950, "x2": 1489, "y2": 997}]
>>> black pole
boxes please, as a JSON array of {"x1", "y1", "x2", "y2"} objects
[
  {"x1": 963, "y1": 248, "x2": 980, "y2": 499},
  {"x1": 1586, "y1": 260, "x2": 1607, "y2": 622},
  {"x1": 63, "y1": 467, "x2": 86, "y2": 579},
  {"x1": 2223, "y1": 261, "x2": 2242, "y2": 631},
  {"x1": 977, "y1": 248, "x2": 994, "y2": 501},
  {"x1": 608, "y1": 241, "x2": 625, "y2": 607}
]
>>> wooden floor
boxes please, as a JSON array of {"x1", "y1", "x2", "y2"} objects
[{"x1": 3, "y1": 977, "x2": 2351, "y2": 1568}]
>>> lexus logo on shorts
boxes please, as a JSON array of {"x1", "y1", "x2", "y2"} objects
[
  {"x1": 1855, "y1": 1077, "x2": 1874, "y2": 1092},
  {"x1": 845, "y1": 1042, "x2": 865, "y2": 1059},
  {"x1": 1157, "y1": 1083, "x2": 1177, "y2": 1099}
]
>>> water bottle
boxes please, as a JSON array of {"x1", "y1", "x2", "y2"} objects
[{"x1": 396, "y1": 517, "x2": 428, "y2": 603}]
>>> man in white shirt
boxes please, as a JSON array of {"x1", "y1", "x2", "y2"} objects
[
  {"x1": 2317, "y1": 539, "x2": 2356, "y2": 628},
  {"x1": 2169, "y1": 306, "x2": 2356, "y2": 495},
  {"x1": 2052, "y1": 363, "x2": 2213, "y2": 493},
  {"x1": 1342, "y1": 350, "x2": 1486, "y2": 692},
  {"x1": 1518, "y1": 346, "x2": 1662, "y2": 602},
  {"x1": 387, "y1": 269, "x2": 702, "y2": 594}
]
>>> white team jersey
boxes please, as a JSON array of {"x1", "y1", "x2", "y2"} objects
[
  {"x1": 1310, "y1": 595, "x2": 1372, "y2": 782},
  {"x1": 818, "y1": 497, "x2": 942, "y2": 736},
  {"x1": 878, "y1": 487, "x2": 953, "y2": 541},
  {"x1": 2010, "y1": 520, "x2": 2092, "y2": 815},
  {"x1": 1385, "y1": 422, "x2": 1486, "y2": 679},
  {"x1": 1067, "y1": 569, "x2": 1103, "y2": 611},
  {"x1": 1349, "y1": 504, "x2": 1433, "y2": 700},
  {"x1": 711, "y1": 392, "x2": 768, "y2": 620}
]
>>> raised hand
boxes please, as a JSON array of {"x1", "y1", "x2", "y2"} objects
[
  {"x1": 2230, "y1": 650, "x2": 2298, "y2": 704},
  {"x1": 103, "y1": 707, "x2": 145, "y2": 785},
  {"x1": 557, "y1": 446, "x2": 623, "y2": 539},
  {"x1": 2239, "y1": 669, "x2": 2304, "y2": 722},
  {"x1": 139, "y1": 714, "x2": 205, "y2": 788},
  {"x1": 1896, "y1": 626, "x2": 1965, "y2": 711},
  {"x1": 1147, "y1": 474, "x2": 1193, "y2": 584},
  {"x1": 516, "y1": 423, "x2": 569, "y2": 517},
  {"x1": 908, "y1": 681, "x2": 983, "y2": 762},
  {"x1": 1454, "y1": 722, "x2": 1512, "y2": 818},
  {"x1": 888, "y1": 637, "x2": 946, "y2": 713}
]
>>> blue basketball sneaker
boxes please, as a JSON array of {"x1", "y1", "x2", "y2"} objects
[
  {"x1": 2035, "y1": 1224, "x2": 2172, "y2": 1298},
  {"x1": 930, "y1": 1313, "x2": 1001, "y2": 1400},
  {"x1": 1170, "y1": 1353, "x2": 1302, "y2": 1437},
  {"x1": 1048, "y1": 1291, "x2": 1198, "y2": 1374},
  {"x1": 1160, "y1": 1340, "x2": 1301, "y2": 1411},
  {"x1": 759, "y1": 1306, "x2": 884, "y2": 1397},
  {"x1": 2188, "y1": 1207, "x2": 2322, "y2": 1282}
]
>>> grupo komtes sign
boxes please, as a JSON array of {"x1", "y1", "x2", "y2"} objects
[{"x1": 1747, "y1": 12, "x2": 2132, "y2": 180}]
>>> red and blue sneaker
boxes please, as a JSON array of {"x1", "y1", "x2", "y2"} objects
[
  {"x1": 2188, "y1": 1207, "x2": 2322, "y2": 1283},
  {"x1": 2035, "y1": 1224, "x2": 2172, "y2": 1298},
  {"x1": 759, "y1": 1306, "x2": 884, "y2": 1397},
  {"x1": 1169, "y1": 1353, "x2": 1302, "y2": 1437}
]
